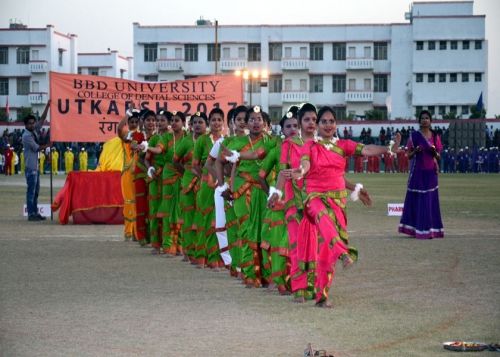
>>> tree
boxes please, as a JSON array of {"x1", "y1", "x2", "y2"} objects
[
  {"x1": 15, "y1": 107, "x2": 33, "y2": 122},
  {"x1": 469, "y1": 105, "x2": 486, "y2": 119},
  {"x1": 0, "y1": 109, "x2": 8, "y2": 122},
  {"x1": 443, "y1": 112, "x2": 458, "y2": 120},
  {"x1": 365, "y1": 109, "x2": 385, "y2": 120}
]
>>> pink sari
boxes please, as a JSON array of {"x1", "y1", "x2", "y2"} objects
[
  {"x1": 299, "y1": 139, "x2": 363, "y2": 302},
  {"x1": 279, "y1": 137, "x2": 313, "y2": 294}
]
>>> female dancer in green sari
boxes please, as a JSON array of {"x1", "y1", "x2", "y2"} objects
[
  {"x1": 173, "y1": 112, "x2": 207, "y2": 262},
  {"x1": 145, "y1": 109, "x2": 172, "y2": 253},
  {"x1": 216, "y1": 106, "x2": 276, "y2": 287},
  {"x1": 157, "y1": 111, "x2": 186, "y2": 256},
  {"x1": 192, "y1": 108, "x2": 225, "y2": 268}
]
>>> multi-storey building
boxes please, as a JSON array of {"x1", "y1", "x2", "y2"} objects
[
  {"x1": 0, "y1": 22, "x2": 77, "y2": 121},
  {"x1": 133, "y1": 1, "x2": 486, "y2": 120},
  {"x1": 0, "y1": 22, "x2": 133, "y2": 122},
  {"x1": 78, "y1": 51, "x2": 134, "y2": 80}
]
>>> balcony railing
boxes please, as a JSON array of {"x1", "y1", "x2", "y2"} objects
[
  {"x1": 281, "y1": 91, "x2": 309, "y2": 102},
  {"x1": 28, "y1": 92, "x2": 49, "y2": 104},
  {"x1": 281, "y1": 58, "x2": 309, "y2": 71},
  {"x1": 345, "y1": 91, "x2": 373, "y2": 102},
  {"x1": 346, "y1": 58, "x2": 373, "y2": 70},
  {"x1": 220, "y1": 59, "x2": 248, "y2": 71},
  {"x1": 157, "y1": 59, "x2": 184, "y2": 72},
  {"x1": 29, "y1": 61, "x2": 48, "y2": 73}
]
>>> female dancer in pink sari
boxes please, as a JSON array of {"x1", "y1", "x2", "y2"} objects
[{"x1": 295, "y1": 106, "x2": 399, "y2": 307}]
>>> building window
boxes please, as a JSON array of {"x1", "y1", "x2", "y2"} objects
[
  {"x1": 310, "y1": 75, "x2": 323, "y2": 92},
  {"x1": 269, "y1": 75, "x2": 282, "y2": 93},
  {"x1": 77, "y1": 67, "x2": 82, "y2": 74},
  {"x1": 222, "y1": 47, "x2": 230, "y2": 59},
  {"x1": 174, "y1": 48, "x2": 182, "y2": 59},
  {"x1": 89, "y1": 68, "x2": 99, "y2": 76},
  {"x1": 284, "y1": 79, "x2": 292, "y2": 91},
  {"x1": 17, "y1": 78, "x2": 29, "y2": 95},
  {"x1": 462, "y1": 41, "x2": 470, "y2": 50},
  {"x1": 31, "y1": 49, "x2": 39, "y2": 60},
  {"x1": 300, "y1": 79, "x2": 307, "y2": 91},
  {"x1": 32, "y1": 80, "x2": 39, "y2": 92},
  {"x1": 58, "y1": 49, "x2": 64, "y2": 66},
  {"x1": 374, "y1": 74, "x2": 388, "y2": 92},
  {"x1": 238, "y1": 47, "x2": 245, "y2": 59},
  {"x1": 184, "y1": 44, "x2": 198, "y2": 62},
  {"x1": 475, "y1": 40, "x2": 482, "y2": 50},
  {"x1": 450, "y1": 105, "x2": 457, "y2": 114},
  {"x1": 159, "y1": 48, "x2": 167, "y2": 59},
  {"x1": 207, "y1": 44, "x2": 220, "y2": 62},
  {"x1": 284, "y1": 47, "x2": 292, "y2": 58},
  {"x1": 144, "y1": 75, "x2": 158, "y2": 82},
  {"x1": 144, "y1": 44, "x2": 157, "y2": 62},
  {"x1": 428, "y1": 41, "x2": 435, "y2": 50},
  {"x1": 439, "y1": 73, "x2": 446, "y2": 83},
  {"x1": 268, "y1": 106, "x2": 282, "y2": 123},
  {"x1": 450, "y1": 73, "x2": 457, "y2": 82},
  {"x1": 416, "y1": 41, "x2": 423, "y2": 50},
  {"x1": 416, "y1": 106, "x2": 423, "y2": 116},
  {"x1": 348, "y1": 46, "x2": 356, "y2": 58},
  {"x1": 462, "y1": 105, "x2": 469, "y2": 116},
  {"x1": 462, "y1": 73, "x2": 469, "y2": 82},
  {"x1": 427, "y1": 106, "x2": 435, "y2": 116},
  {"x1": 269, "y1": 43, "x2": 282, "y2": 61},
  {"x1": 348, "y1": 78, "x2": 356, "y2": 91},
  {"x1": 332, "y1": 75, "x2": 346, "y2": 93},
  {"x1": 120, "y1": 69, "x2": 126, "y2": 79},
  {"x1": 333, "y1": 106, "x2": 346, "y2": 120},
  {"x1": 17, "y1": 47, "x2": 30, "y2": 64},
  {"x1": 310, "y1": 43, "x2": 323, "y2": 61},
  {"x1": 364, "y1": 78, "x2": 371, "y2": 91},
  {"x1": 0, "y1": 78, "x2": 8, "y2": 95},
  {"x1": 248, "y1": 79, "x2": 261, "y2": 93},
  {"x1": 0, "y1": 47, "x2": 8, "y2": 64},
  {"x1": 439, "y1": 106, "x2": 446, "y2": 116},
  {"x1": 450, "y1": 41, "x2": 458, "y2": 50},
  {"x1": 439, "y1": 41, "x2": 447, "y2": 50},
  {"x1": 428, "y1": 73, "x2": 435, "y2": 83},
  {"x1": 364, "y1": 46, "x2": 371, "y2": 58},
  {"x1": 248, "y1": 43, "x2": 261, "y2": 61},
  {"x1": 475, "y1": 73, "x2": 482, "y2": 82},
  {"x1": 300, "y1": 47, "x2": 307, "y2": 58},
  {"x1": 332, "y1": 43, "x2": 346, "y2": 60},
  {"x1": 374, "y1": 42, "x2": 388, "y2": 60},
  {"x1": 374, "y1": 106, "x2": 388, "y2": 118},
  {"x1": 416, "y1": 73, "x2": 423, "y2": 82}
]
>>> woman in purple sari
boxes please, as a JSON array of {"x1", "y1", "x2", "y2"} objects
[{"x1": 399, "y1": 110, "x2": 444, "y2": 239}]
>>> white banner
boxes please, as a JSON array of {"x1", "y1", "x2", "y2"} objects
[
  {"x1": 23, "y1": 204, "x2": 51, "y2": 217},
  {"x1": 387, "y1": 203, "x2": 404, "y2": 216}
]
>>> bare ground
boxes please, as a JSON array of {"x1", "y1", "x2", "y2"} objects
[{"x1": 0, "y1": 174, "x2": 499, "y2": 357}]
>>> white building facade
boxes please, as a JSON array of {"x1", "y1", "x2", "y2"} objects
[
  {"x1": 0, "y1": 23, "x2": 133, "y2": 122},
  {"x1": 0, "y1": 23, "x2": 77, "y2": 121},
  {"x1": 133, "y1": 1, "x2": 486, "y2": 121},
  {"x1": 78, "y1": 51, "x2": 133, "y2": 80}
]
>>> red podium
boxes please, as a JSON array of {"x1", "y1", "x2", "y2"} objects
[{"x1": 52, "y1": 171, "x2": 124, "y2": 224}]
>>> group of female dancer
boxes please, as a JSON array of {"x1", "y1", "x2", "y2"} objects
[{"x1": 117, "y1": 103, "x2": 401, "y2": 308}]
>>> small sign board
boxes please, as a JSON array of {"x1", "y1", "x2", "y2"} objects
[
  {"x1": 387, "y1": 203, "x2": 404, "y2": 216},
  {"x1": 23, "y1": 204, "x2": 51, "y2": 217}
]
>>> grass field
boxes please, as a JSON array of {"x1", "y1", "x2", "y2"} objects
[{"x1": 0, "y1": 173, "x2": 499, "y2": 356}]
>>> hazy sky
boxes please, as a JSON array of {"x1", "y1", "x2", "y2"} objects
[{"x1": 2, "y1": 0, "x2": 499, "y2": 115}]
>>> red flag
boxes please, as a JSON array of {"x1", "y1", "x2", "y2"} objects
[{"x1": 5, "y1": 97, "x2": 9, "y2": 118}]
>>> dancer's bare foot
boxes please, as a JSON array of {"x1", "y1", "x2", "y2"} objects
[
  {"x1": 293, "y1": 295, "x2": 305, "y2": 303},
  {"x1": 151, "y1": 248, "x2": 161, "y2": 255},
  {"x1": 315, "y1": 300, "x2": 333, "y2": 308},
  {"x1": 342, "y1": 254, "x2": 354, "y2": 269}
]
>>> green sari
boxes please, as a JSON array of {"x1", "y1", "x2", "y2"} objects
[
  {"x1": 222, "y1": 134, "x2": 276, "y2": 286},
  {"x1": 147, "y1": 133, "x2": 164, "y2": 249},
  {"x1": 192, "y1": 134, "x2": 224, "y2": 268}
]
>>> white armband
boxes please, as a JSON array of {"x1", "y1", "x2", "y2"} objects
[
  {"x1": 350, "y1": 183, "x2": 363, "y2": 202},
  {"x1": 225, "y1": 150, "x2": 241, "y2": 164},
  {"x1": 215, "y1": 182, "x2": 229, "y2": 194},
  {"x1": 140, "y1": 141, "x2": 149, "y2": 153},
  {"x1": 147, "y1": 166, "x2": 156, "y2": 178},
  {"x1": 267, "y1": 186, "x2": 283, "y2": 201}
]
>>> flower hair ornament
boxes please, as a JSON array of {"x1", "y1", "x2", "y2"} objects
[{"x1": 253, "y1": 106, "x2": 261, "y2": 113}]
